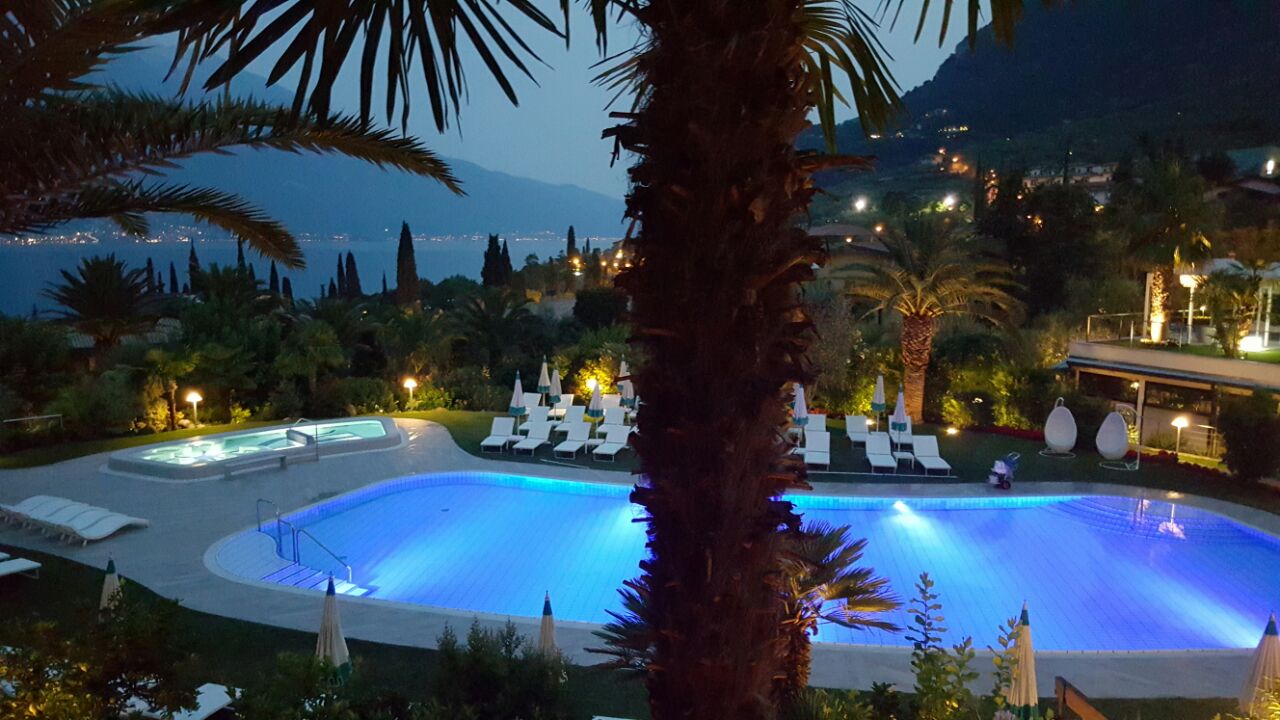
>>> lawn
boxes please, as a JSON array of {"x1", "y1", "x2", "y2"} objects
[{"x1": 1102, "y1": 339, "x2": 1280, "y2": 364}]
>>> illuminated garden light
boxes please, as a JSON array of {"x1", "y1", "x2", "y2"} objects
[
  {"x1": 853, "y1": 196, "x2": 868, "y2": 212},
  {"x1": 185, "y1": 390, "x2": 203, "y2": 424},
  {"x1": 403, "y1": 377, "x2": 418, "y2": 404}
]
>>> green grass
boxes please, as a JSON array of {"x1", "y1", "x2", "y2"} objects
[
  {"x1": 0, "y1": 422, "x2": 275, "y2": 470},
  {"x1": 0, "y1": 545, "x2": 651, "y2": 718},
  {"x1": 1102, "y1": 339, "x2": 1280, "y2": 364}
]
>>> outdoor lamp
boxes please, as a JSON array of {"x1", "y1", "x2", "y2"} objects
[
  {"x1": 853, "y1": 196, "x2": 868, "y2": 212},
  {"x1": 586, "y1": 378, "x2": 598, "y2": 392},
  {"x1": 941, "y1": 194, "x2": 957, "y2": 209},
  {"x1": 1179, "y1": 274, "x2": 1198, "y2": 344},
  {"x1": 1171, "y1": 416, "x2": 1190, "y2": 456},
  {"x1": 402, "y1": 377, "x2": 418, "y2": 405},
  {"x1": 185, "y1": 390, "x2": 203, "y2": 424}
]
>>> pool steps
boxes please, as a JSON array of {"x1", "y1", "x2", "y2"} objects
[{"x1": 260, "y1": 564, "x2": 371, "y2": 597}]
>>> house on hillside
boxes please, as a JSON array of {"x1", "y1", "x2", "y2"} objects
[{"x1": 1225, "y1": 145, "x2": 1280, "y2": 179}]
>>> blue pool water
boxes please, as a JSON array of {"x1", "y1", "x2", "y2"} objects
[
  {"x1": 137, "y1": 419, "x2": 387, "y2": 465},
  {"x1": 268, "y1": 473, "x2": 1280, "y2": 651}
]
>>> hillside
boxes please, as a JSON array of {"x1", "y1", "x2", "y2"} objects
[
  {"x1": 815, "y1": 0, "x2": 1280, "y2": 171},
  {"x1": 85, "y1": 47, "x2": 625, "y2": 237}
]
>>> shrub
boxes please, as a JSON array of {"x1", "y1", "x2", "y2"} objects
[
  {"x1": 404, "y1": 380, "x2": 453, "y2": 411},
  {"x1": 325, "y1": 377, "x2": 396, "y2": 416},
  {"x1": 440, "y1": 367, "x2": 507, "y2": 411},
  {"x1": 265, "y1": 381, "x2": 306, "y2": 420},
  {"x1": 572, "y1": 287, "x2": 628, "y2": 329},
  {"x1": 47, "y1": 368, "x2": 142, "y2": 437},
  {"x1": 433, "y1": 621, "x2": 571, "y2": 720},
  {"x1": 1218, "y1": 391, "x2": 1280, "y2": 480}
]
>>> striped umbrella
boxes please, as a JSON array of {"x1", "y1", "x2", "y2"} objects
[
  {"x1": 618, "y1": 359, "x2": 635, "y2": 409},
  {"x1": 1005, "y1": 602, "x2": 1039, "y2": 720},
  {"x1": 871, "y1": 375, "x2": 886, "y2": 422},
  {"x1": 316, "y1": 577, "x2": 352, "y2": 683},
  {"x1": 586, "y1": 383, "x2": 604, "y2": 420},
  {"x1": 536, "y1": 357, "x2": 551, "y2": 395},
  {"x1": 889, "y1": 389, "x2": 909, "y2": 445},
  {"x1": 539, "y1": 592, "x2": 557, "y2": 655},
  {"x1": 509, "y1": 372, "x2": 527, "y2": 418},
  {"x1": 792, "y1": 383, "x2": 808, "y2": 427},
  {"x1": 1241, "y1": 613, "x2": 1280, "y2": 715},
  {"x1": 549, "y1": 368, "x2": 563, "y2": 405},
  {"x1": 100, "y1": 557, "x2": 121, "y2": 611}
]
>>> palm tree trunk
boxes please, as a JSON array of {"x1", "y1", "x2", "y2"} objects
[
  {"x1": 166, "y1": 382, "x2": 178, "y2": 431},
  {"x1": 900, "y1": 314, "x2": 936, "y2": 420},
  {"x1": 614, "y1": 0, "x2": 820, "y2": 716}
]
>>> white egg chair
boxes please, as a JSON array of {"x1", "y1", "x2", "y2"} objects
[
  {"x1": 1040, "y1": 397, "x2": 1078, "y2": 458},
  {"x1": 1096, "y1": 410, "x2": 1138, "y2": 471}
]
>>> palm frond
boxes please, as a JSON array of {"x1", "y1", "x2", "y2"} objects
[
  {"x1": 20, "y1": 181, "x2": 304, "y2": 267},
  {"x1": 159, "y1": 0, "x2": 572, "y2": 131}
]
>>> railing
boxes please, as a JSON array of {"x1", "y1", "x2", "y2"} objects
[
  {"x1": 254, "y1": 494, "x2": 353, "y2": 586},
  {"x1": 295, "y1": 528, "x2": 353, "y2": 585},
  {"x1": 1085, "y1": 313, "x2": 1144, "y2": 343},
  {"x1": 291, "y1": 418, "x2": 322, "y2": 461},
  {"x1": 1055, "y1": 676, "x2": 1107, "y2": 720}
]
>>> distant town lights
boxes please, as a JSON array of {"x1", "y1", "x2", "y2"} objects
[{"x1": 1266, "y1": 159, "x2": 1276, "y2": 176}]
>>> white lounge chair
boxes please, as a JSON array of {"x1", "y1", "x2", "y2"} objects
[
  {"x1": 554, "y1": 424, "x2": 591, "y2": 458},
  {"x1": 601, "y1": 394, "x2": 623, "y2": 410},
  {"x1": 806, "y1": 413, "x2": 827, "y2": 432},
  {"x1": 598, "y1": 407, "x2": 626, "y2": 428},
  {"x1": 553, "y1": 406, "x2": 586, "y2": 434},
  {"x1": 865, "y1": 434, "x2": 897, "y2": 473},
  {"x1": 845, "y1": 415, "x2": 869, "y2": 445},
  {"x1": 129, "y1": 682, "x2": 234, "y2": 720},
  {"x1": 522, "y1": 391, "x2": 543, "y2": 409},
  {"x1": 61, "y1": 513, "x2": 149, "y2": 546},
  {"x1": 0, "y1": 557, "x2": 41, "y2": 580},
  {"x1": 592, "y1": 427, "x2": 633, "y2": 462},
  {"x1": 803, "y1": 430, "x2": 831, "y2": 470},
  {"x1": 23, "y1": 502, "x2": 92, "y2": 530},
  {"x1": 0, "y1": 495, "x2": 61, "y2": 523},
  {"x1": 480, "y1": 417, "x2": 518, "y2": 453},
  {"x1": 548, "y1": 393, "x2": 576, "y2": 420},
  {"x1": 513, "y1": 422, "x2": 553, "y2": 455},
  {"x1": 46, "y1": 508, "x2": 115, "y2": 538},
  {"x1": 517, "y1": 406, "x2": 551, "y2": 433},
  {"x1": 890, "y1": 418, "x2": 914, "y2": 449},
  {"x1": 912, "y1": 436, "x2": 952, "y2": 476}
]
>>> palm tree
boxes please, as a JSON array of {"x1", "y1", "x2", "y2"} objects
[
  {"x1": 0, "y1": 1, "x2": 460, "y2": 265},
  {"x1": 451, "y1": 289, "x2": 533, "y2": 371},
  {"x1": 44, "y1": 255, "x2": 154, "y2": 368},
  {"x1": 592, "y1": 522, "x2": 899, "y2": 699},
  {"x1": 142, "y1": 347, "x2": 197, "y2": 430},
  {"x1": 136, "y1": 2, "x2": 1040, "y2": 716},
  {"x1": 1201, "y1": 269, "x2": 1262, "y2": 359},
  {"x1": 1107, "y1": 154, "x2": 1219, "y2": 342},
  {"x1": 275, "y1": 320, "x2": 346, "y2": 397},
  {"x1": 839, "y1": 218, "x2": 1021, "y2": 420}
]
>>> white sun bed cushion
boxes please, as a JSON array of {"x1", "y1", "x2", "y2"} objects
[
  {"x1": 866, "y1": 434, "x2": 897, "y2": 472},
  {"x1": 554, "y1": 424, "x2": 591, "y2": 458},
  {"x1": 912, "y1": 435, "x2": 952, "y2": 475},
  {"x1": 0, "y1": 558, "x2": 41, "y2": 579},
  {"x1": 845, "y1": 415, "x2": 869, "y2": 443},
  {"x1": 513, "y1": 423, "x2": 553, "y2": 455},
  {"x1": 592, "y1": 427, "x2": 633, "y2": 461}
]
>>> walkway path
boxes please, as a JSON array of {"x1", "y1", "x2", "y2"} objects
[{"x1": 0, "y1": 419, "x2": 1264, "y2": 699}]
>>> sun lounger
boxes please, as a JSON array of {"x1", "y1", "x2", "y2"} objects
[
  {"x1": 806, "y1": 413, "x2": 827, "y2": 432},
  {"x1": 912, "y1": 436, "x2": 952, "y2": 476},
  {"x1": 548, "y1": 393, "x2": 576, "y2": 419},
  {"x1": 128, "y1": 682, "x2": 234, "y2": 720},
  {"x1": 890, "y1": 418, "x2": 914, "y2": 449},
  {"x1": 522, "y1": 391, "x2": 543, "y2": 409},
  {"x1": 602, "y1": 394, "x2": 623, "y2": 410},
  {"x1": 844, "y1": 415, "x2": 870, "y2": 445},
  {"x1": 803, "y1": 430, "x2": 831, "y2": 470},
  {"x1": 517, "y1": 406, "x2": 550, "y2": 432},
  {"x1": 553, "y1": 406, "x2": 586, "y2": 434},
  {"x1": 598, "y1": 407, "x2": 626, "y2": 428},
  {"x1": 554, "y1": 424, "x2": 591, "y2": 458},
  {"x1": 43, "y1": 508, "x2": 114, "y2": 537},
  {"x1": 59, "y1": 513, "x2": 149, "y2": 546},
  {"x1": 866, "y1": 434, "x2": 897, "y2": 473},
  {"x1": 481, "y1": 417, "x2": 518, "y2": 452},
  {"x1": 0, "y1": 495, "x2": 61, "y2": 523},
  {"x1": 592, "y1": 427, "x2": 633, "y2": 462},
  {"x1": 0, "y1": 558, "x2": 41, "y2": 580},
  {"x1": 513, "y1": 422, "x2": 553, "y2": 455},
  {"x1": 22, "y1": 502, "x2": 92, "y2": 530}
]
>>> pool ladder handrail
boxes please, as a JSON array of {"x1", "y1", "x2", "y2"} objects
[
  {"x1": 291, "y1": 417, "x2": 321, "y2": 461},
  {"x1": 254, "y1": 499, "x2": 353, "y2": 585}
]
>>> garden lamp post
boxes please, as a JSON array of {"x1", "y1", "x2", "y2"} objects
[
  {"x1": 1179, "y1": 274, "x2": 1198, "y2": 344},
  {"x1": 402, "y1": 377, "x2": 417, "y2": 407},
  {"x1": 185, "y1": 390, "x2": 202, "y2": 425},
  {"x1": 1171, "y1": 415, "x2": 1189, "y2": 457}
]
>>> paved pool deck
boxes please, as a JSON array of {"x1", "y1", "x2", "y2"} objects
[{"x1": 0, "y1": 418, "x2": 1270, "y2": 699}]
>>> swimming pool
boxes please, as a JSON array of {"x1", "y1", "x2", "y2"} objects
[
  {"x1": 219, "y1": 472, "x2": 1280, "y2": 652},
  {"x1": 108, "y1": 417, "x2": 401, "y2": 480}
]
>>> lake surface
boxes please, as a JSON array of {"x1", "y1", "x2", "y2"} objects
[{"x1": 0, "y1": 234, "x2": 580, "y2": 314}]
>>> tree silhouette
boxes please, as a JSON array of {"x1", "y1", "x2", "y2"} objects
[
  {"x1": 396, "y1": 221, "x2": 420, "y2": 307},
  {"x1": 344, "y1": 252, "x2": 363, "y2": 297}
]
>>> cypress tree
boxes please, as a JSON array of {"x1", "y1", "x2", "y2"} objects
[
  {"x1": 336, "y1": 255, "x2": 347, "y2": 297},
  {"x1": 481, "y1": 234, "x2": 501, "y2": 286},
  {"x1": 500, "y1": 240, "x2": 513, "y2": 285},
  {"x1": 187, "y1": 246, "x2": 201, "y2": 295},
  {"x1": 182, "y1": 282, "x2": 190, "y2": 294},
  {"x1": 269, "y1": 262, "x2": 280, "y2": 294},
  {"x1": 327, "y1": 279, "x2": 338, "y2": 298},
  {"x1": 381, "y1": 272, "x2": 388, "y2": 296},
  {"x1": 282, "y1": 276, "x2": 293, "y2": 301},
  {"x1": 144, "y1": 258, "x2": 155, "y2": 294},
  {"x1": 584, "y1": 238, "x2": 592, "y2": 255},
  {"x1": 345, "y1": 252, "x2": 363, "y2": 297},
  {"x1": 567, "y1": 225, "x2": 577, "y2": 258},
  {"x1": 395, "y1": 221, "x2": 420, "y2": 307},
  {"x1": 236, "y1": 238, "x2": 246, "y2": 268},
  {"x1": 248, "y1": 263, "x2": 257, "y2": 283},
  {"x1": 156, "y1": 276, "x2": 166, "y2": 294},
  {"x1": 168, "y1": 262, "x2": 179, "y2": 296}
]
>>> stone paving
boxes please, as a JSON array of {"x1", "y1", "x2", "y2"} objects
[{"x1": 0, "y1": 418, "x2": 1268, "y2": 699}]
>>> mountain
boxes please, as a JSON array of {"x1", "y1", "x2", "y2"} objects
[
  {"x1": 816, "y1": 0, "x2": 1280, "y2": 170},
  {"x1": 88, "y1": 47, "x2": 625, "y2": 237}
]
